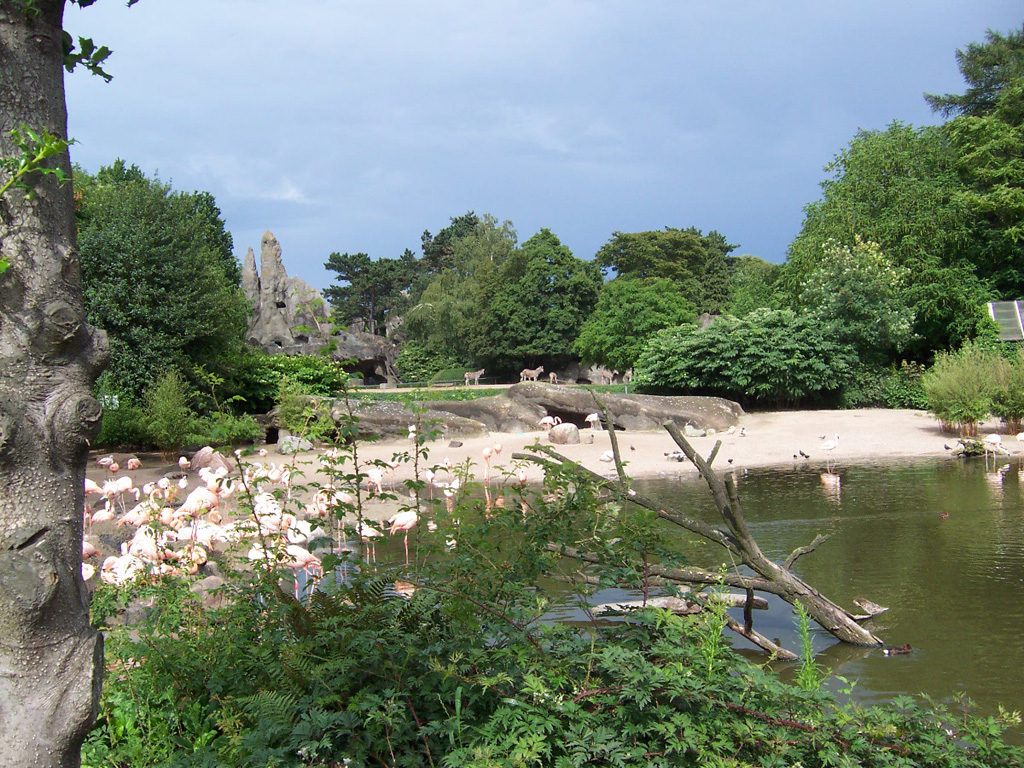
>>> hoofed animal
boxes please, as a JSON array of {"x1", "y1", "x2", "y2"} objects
[
  {"x1": 464, "y1": 368, "x2": 485, "y2": 385},
  {"x1": 520, "y1": 365, "x2": 544, "y2": 382}
]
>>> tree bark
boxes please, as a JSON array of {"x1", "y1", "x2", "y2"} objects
[{"x1": 0, "y1": 2, "x2": 109, "y2": 766}]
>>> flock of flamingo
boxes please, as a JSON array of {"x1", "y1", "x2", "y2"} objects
[{"x1": 82, "y1": 427, "x2": 535, "y2": 598}]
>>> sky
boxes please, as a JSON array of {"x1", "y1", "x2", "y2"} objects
[{"x1": 64, "y1": 1, "x2": 1023, "y2": 293}]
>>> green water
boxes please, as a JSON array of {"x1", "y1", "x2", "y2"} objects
[{"x1": 628, "y1": 458, "x2": 1024, "y2": 728}]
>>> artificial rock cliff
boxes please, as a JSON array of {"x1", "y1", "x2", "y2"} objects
[{"x1": 241, "y1": 231, "x2": 396, "y2": 380}]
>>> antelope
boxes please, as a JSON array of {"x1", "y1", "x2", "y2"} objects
[
  {"x1": 548, "y1": 371, "x2": 558, "y2": 385},
  {"x1": 520, "y1": 365, "x2": 544, "y2": 382},
  {"x1": 464, "y1": 368, "x2": 485, "y2": 385}
]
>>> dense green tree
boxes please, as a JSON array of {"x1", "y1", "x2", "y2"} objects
[
  {"x1": 926, "y1": 24, "x2": 1024, "y2": 118},
  {"x1": 634, "y1": 309, "x2": 857, "y2": 407},
  {"x1": 726, "y1": 254, "x2": 783, "y2": 315},
  {"x1": 323, "y1": 248, "x2": 418, "y2": 335},
  {"x1": 595, "y1": 227, "x2": 736, "y2": 313},
  {"x1": 420, "y1": 210, "x2": 480, "y2": 275},
  {"x1": 945, "y1": 79, "x2": 1024, "y2": 298},
  {"x1": 573, "y1": 277, "x2": 695, "y2": 372},
  {"x1": 785, "y1": 122, "x2": 969, "y2": 281},
  {"x1": 782, "y1": 121, "x2": 989, "y2": 357},
  {"x1": 476, "y1": 228, "x2": 601, "y2": 373},
  {"x1": 798, "y1": 238, "x2": 916, "y2": 365},
  {"x1": 75, "y1": 161, "x2": 250, "y2": 402},
  {"x1": 403, "y1": 215, "x2": 517, "y2": 363}
]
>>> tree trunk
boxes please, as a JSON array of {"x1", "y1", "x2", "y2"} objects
[{"x1": 0, "y1": 2, "x2": 109, "y2": 766}]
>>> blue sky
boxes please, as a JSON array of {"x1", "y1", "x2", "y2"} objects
[{"x1": 64, "y1": 2, "x2": 1022, "y2": 292}]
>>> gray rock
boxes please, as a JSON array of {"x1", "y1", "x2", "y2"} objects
[
  {"x1": 505, "y1": 383, "x2": 743, "y2": 432},
  {"x1": 320, "y1": 385, "x2": 741, "y2": 440},
  {"x1": 327, "y1": 399, "x2": 489, "y2": 439},
  {"x1": 242, "y1": 231, "x2": 398, "y2": 379},
  {"x1": 243, "y1": 231, "x2": 333, "y2": 355},
  {"x1": 426, "y1": 396, "x2": 546, "y2": 433},
  {"x1": 278, "y1": 435, "x2": 314, "y2": 454},
  {"x1": 549, "y1": 423, "x2": 580, "y2": 444}
]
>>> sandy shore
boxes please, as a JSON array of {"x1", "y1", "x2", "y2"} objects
[
  {"x1": 89, "y1": 408, "x2": 993, "y2": 525},
  {"x1": 306, "y1": 407, "x2": 958, "y2": 483}
]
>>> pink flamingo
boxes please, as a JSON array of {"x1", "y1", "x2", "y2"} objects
[{"x1": 387, "y1": 509, "x2": 419, "y2": 567}]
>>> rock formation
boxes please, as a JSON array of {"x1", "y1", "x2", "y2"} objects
[
  {"x1": 317, "y1": 383, "x2": 742, "y2": 438},
  {"x1": 241, "y1": 231, "x2": 397, "y2": 381},
  {"x1": 242, "y1": 231, "x2": 333, "y2": 355}
]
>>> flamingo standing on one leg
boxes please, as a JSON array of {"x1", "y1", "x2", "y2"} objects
[{"x1": 388, "y1": 509, "x2": 419, "y2": 568}]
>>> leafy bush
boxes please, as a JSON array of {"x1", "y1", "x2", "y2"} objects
[
  {"x1": 95, "y1": 402, "x2": 149, "y2": 449},
  {"x1": 395, "y1": 341, "x2": 457, "y2": 383},
  {"x1": 431, "y1": 366, "x2": 473, "y2": 384},
  {"x1": 634, "y1": 308, "x2": 857, "y2": 407},
  {"x1": 990, "y1": 345, "x2": 1024, "y2": 431},
  {"x1": 84, "y1": 518, "x2": 1024, "y2": 767},
  {"x1": 841, "y1": 361, "x2": 928, "y2": 409},
  {"x1": 143, "y1": 369, "x2": 201, "y2": 454},
  {"x1": 196, "y1": 411, "x2": 263, "y2": 447},
  {"x1": 923, "y1": 341, "x2": 995, "y2": 434},
  {"x1": 275, "y1": 376, "x2": 337, "y2": 442}
]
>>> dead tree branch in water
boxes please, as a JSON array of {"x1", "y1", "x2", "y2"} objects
[{"x1": 512, "y1": 417, "x2": 883, "y2": 651}]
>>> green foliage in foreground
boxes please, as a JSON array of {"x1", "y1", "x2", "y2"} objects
[
  {"x1": 82, "y1": 423, "x2": 1023, "y2": 767},
  {"x1": 84, "y1": 567, "x2": 1024, "y2": 768}
]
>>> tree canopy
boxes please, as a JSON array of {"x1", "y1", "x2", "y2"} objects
[
  {"x1": 322, "y1": 248, "x2": 418, "y2": 335},
  {"x1": 476, "y1": 228, "x2": 601, "y2": 372},
  {"x1": 75, "y1": 160, "x2": 250, "y2": 401},
  {"x1": 595, "y1": 227, "x2": 736, "y2": 313},
  {"x1": 401, "y1": 214, "x2": 518, "y2": 364},
  {"x1": 573, "y1": 276, "x2": 695, "y2": 373},
  {"x1": 926, "y1": 24, "x2": 1024, "y2": 118}
]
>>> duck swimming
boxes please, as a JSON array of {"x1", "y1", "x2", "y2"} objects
[{"x1": 883, "y1": 643, "x2": 912, "y2": 656}]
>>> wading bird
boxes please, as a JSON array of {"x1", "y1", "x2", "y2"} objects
[{"x1": 388, "y1": 509, "x2": 419, "y2": 568}]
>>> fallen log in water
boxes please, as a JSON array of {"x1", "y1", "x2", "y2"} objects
[{"x1": 513, "y1": 400, "x2": 883, "y2": 656}]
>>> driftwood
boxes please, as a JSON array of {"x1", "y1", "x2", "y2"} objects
[{"x1": 513, "y1": 407, "x2": 883, "y2": 654}]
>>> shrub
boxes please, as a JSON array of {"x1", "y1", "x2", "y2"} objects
[
  {"x1": 634, "y1": 308, "x2": 857, "y2": 408},
  {"x1": 94, "y1": 401, "x2": 149, "y2": 449},
  {"x1": 143, "y1": 369, "x2": 201, "y2": 454},
  {"x1": 431, "y1": 365, "x2": 473, "y2": 384},
  {"x1": 274, "y1": 375, "x2": 337, "y2": 442},
  {"x1": 990, "y1": 345, "x2": 1024, "y2": 431},
  {"x1": 395, "y1": 341, "x2": 458, "y2": 383},
  {"x1": 841, "y1": 361, "x2": 928, "y2": 409},
  {"x1": 922, "y1": 341, "x2": 995, "y2": 434},
  {"x1": 196, "y1": 411, "x2": 263, "y2": 447}
]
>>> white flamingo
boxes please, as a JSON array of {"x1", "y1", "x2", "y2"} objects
[{"x1": 821, "y1": 434, "x2": 840, "y2": 472}]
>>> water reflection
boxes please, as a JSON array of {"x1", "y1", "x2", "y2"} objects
[
  {"x1": 819, "y1": 471, "x2": 841, "y2": 504},
  {"x1": 630, "y1": 458, "x2": 1024, "y2": 736}
]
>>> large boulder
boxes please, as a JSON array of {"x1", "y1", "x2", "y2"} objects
[
  {"x1": 422, "y1": 397, "x2": 545, "y2": 433},
  {"x1": 310, "y1": 385, "x2": 741, "y2": 440},
  {"x1": 327, "y1": 399, "x2": 489, "y2": 440},
  {"x1": 504, "y1": 383, "x2": 743, "y2": 432}
]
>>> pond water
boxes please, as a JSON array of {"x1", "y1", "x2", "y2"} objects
[{"x1": 616, "y1": 458, "x2": 1024, "y2": 732}]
